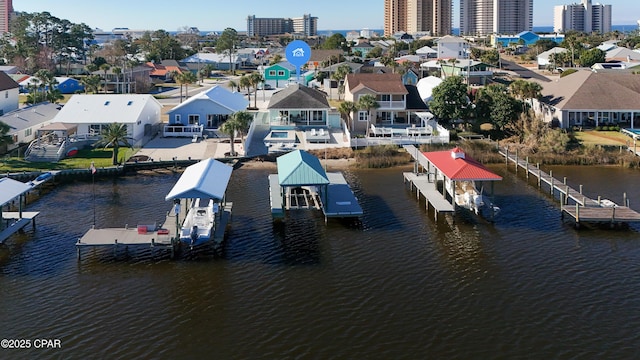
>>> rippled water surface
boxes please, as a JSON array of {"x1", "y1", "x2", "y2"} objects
[{"x1": 2, "y1": 164, "x2": 640, "y2": 359}]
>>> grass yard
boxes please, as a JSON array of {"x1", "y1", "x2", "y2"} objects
[
  {"x1": 574, "y1": 130, "x2": 631, "y2": 146},
  {"x1": 0, "y1": 148, "x2": 137, "y2": 173}
]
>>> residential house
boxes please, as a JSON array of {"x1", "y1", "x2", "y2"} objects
[
  {"x1": 402, "y1": 68, "x2": 419, "y2": 85},
  {"x1": 0, "y1": 71, "x2": 19, "y2": 115},
  {"x1": 0, "y1": 102, "x2": 62, "y2": 154},
  {"x1": 91, "y1": 65, "x2": 153, "y2": 94},
  {"x1": 352, "y1": 41, "x2": 376, "y2": 58},
  {"x1": 436, "y1": 36, "x2": 470, "y2": 60},
  {"x1": 416, "y1": 76, "x2": 443, "y2": 103},
  {"x1": 440, "y1": 60, "x2": 493, "y2": 85},
  {"x1": 415, "y1": 45, "x2": 438, "y2": 60},
  {"x1": 531, "y1": 70, "x2": 640, "y2": 129},
  {"x1": 343, "y1": 73, "x2": 410, "y2": 133},
  {"x1": 0, "y1": 65, "x2": 19, "y2": 74},
  {"x1": 261, "y1": 84, "x2": 340, "y2": 128},
  {"x1": 262, "y1": 61, "x2": 296, "y2": 88},
  {"x1": 181, "y1": 53, "x2": 243, "y2": 72},
  {"x1": 537, "y1": 47, "x2": 568, "y2": 69},
  {"x1": 604, "y1": 47, "x2": 640, "y2": 62},
  {"x1": 19, "y1": 76, "x2": 84, "y2": 94},
  {"x1": 146, "y1": 60, "x2": 185, "y2": 83},
  {"x1": 51, "y1": 94, "x2": 163, "y2": 146},
  {"x1": 164, "y1": 85, "x2": 249, "y2": 137}
]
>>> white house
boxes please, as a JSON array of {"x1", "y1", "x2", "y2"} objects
[
  {"x1": 51, "y1": 94, "x2": 163, "y2": 146},
  {"x1": 0, "y1": 71, "x2": 20, "y2": 116},
  {"x1": 537, "y1": 47, "x2": 568, "y2": 69},
  {"x1": 436, "y1": 36, "x2": 470, "y2": 60}
]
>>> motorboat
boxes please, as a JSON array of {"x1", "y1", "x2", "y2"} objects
[
  {"x1": 454, "y1": 180, "x2": 500, "y2": 218},
  {"x1": 179, "y1": 198, "x2": 217, "y2": 247}
]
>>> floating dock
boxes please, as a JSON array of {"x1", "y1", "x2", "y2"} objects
[
  {"x1": 500, "y1": 147, "x2": 640, "y2": 228},
  {"x1": 76, "y1": 202, "x2": 233, "y2": 260},
  {"x1": 1, "y1": 212, "x2": 40, "y2": 244}
]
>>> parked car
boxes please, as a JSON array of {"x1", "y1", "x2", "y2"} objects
[{"x1": 257, "y1": 83, "x2": 273, "y2": 90}]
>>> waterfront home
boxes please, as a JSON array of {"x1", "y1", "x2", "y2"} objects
[
  {"x1": 531, "y1": 70, "x2": 640, "y2": 129},
  {"x1": 164, "y1": 85, "x2": 249, "y2": 138},
  {"x1": 0, "y1": 102, "x2": 62, "y2": 154},
  {"x1": 50, "y1": 94, "x2": 163, "y2": 147},
  {"x1": 0, "y1": 71, "x2": 19, "y2": 115}
]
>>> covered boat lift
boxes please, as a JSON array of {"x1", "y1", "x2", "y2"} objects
[
  {"x1": 269, "y1": 150, "x2": 362, "y2": 222},
  {"x1": 165, "y1": 158, "x2": 234, "y2": 245},
  {"x1": 0, "y1": 178, "x2": 39, "y2": 244}
]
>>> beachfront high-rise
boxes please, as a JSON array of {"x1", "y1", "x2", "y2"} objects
[
  {"x1": 0, "y1": 0, "x2": 13, "y2": 34},
  {"x1": 247, "y1": 14, "x2": 318, "y2": 37},
  {"x1": 460, "y1": 0, "x2": 533, "y2": 36},
  {"x1": 554, "y1": 0, "x2": 612, "y2": 34},
  {"x1": 384, "y1": 0, "x2": 452, "y2": 37}
]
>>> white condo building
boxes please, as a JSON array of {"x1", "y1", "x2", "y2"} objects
[
  {"x1": 460, "y1": 0, "x2": 533, "y2": 36},
  {"x1": 554, "y1": 0, "x2": 612, "y2": 34}
]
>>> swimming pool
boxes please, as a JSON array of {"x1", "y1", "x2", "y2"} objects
[{"x1": 264, "y1": 130, "x2": 297, "y2": 143}]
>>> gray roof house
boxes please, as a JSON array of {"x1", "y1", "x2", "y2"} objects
[
  {"x1": 531, "y1": 70, "x2": 640, "y2": 129},
  {"x1": 0, "y1": 102, "x2": 62, "y2": 154}
]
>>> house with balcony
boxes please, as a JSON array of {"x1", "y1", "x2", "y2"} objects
[
  {"x1": 436, "y1": 36, "x2": 470, "y2": 60},
  {"x1": 439, "y1": 60, "x2": 494, "y2": 85},
  {"x1": 344, "y1": 73, "x2": 440, "y2": 137},
  {"x1": 164, "y1": 85, "x2": 249, "y2": 138},
  {"x1": 90, "y1": 65, "x2": 153, "y2": 94},
  {"x1": 0, "y1": 102, "x2": 62, "y2": 154}
]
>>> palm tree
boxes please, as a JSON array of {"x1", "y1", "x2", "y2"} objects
[
  {"x1": 99, "y1": 63, "x2": 111, "y2": 93},
  {"x1": 239, "y1": 75, "x2": 251, "y2": 103},
  {"x1": 338, "y1": 101, "x2": 358, "y2": 131},
  {"x1": 96, "y1": 123, "x2": 132, "y2": 165},
  {"x1": 357, "y1": 94, "x2": 380, "y2": 137},
  {"x1": 45, "y1": 88, "x2": 64, "y2": 103},
  {"x1": 112, "y1": 66, "x2": 122, "y2": 94},
  {"x1": 0, "y1": 121, "x2": 13, "y2": 149},
  {"x1": 249, "y1": 72, "x2": 263, "y2": 108},
  {"x1": 81, "y1": 75, "x2": 102, "y2": 94},
  {"x1": 181, "y1": 71, "x2": 198, "y2": 100},
  {"x1": 220, "y1": 111, "x2": 253, "y2": 156},
  {"x1": 227, "y1": 79, "x2": 239, "y2": 93}
]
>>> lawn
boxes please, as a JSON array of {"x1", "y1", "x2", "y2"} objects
[
  {"x1": 0, "y1": 148, "x2": 137, "y2": 173},
  {"x1": 574, "y1": 130, "x2": 631, "y2": 146}
]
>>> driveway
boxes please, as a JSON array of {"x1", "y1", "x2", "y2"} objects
[{"x1": 499, "y1": 59, "x2": 553, "y2": 83}]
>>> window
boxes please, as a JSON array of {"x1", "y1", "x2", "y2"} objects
[
  {"x1": 175, "y1": 114, "x2": 181, "y2": 124},
  {"x1": 358, "y1": 111, "x2": 368, "y2": 122},
  {"x1": 277, "y1": 70, "x2": 285, "y2": 76},
  {"x1": 24, "y1": 128, "x2": 32, "y2": 137},
  {"x1": 4, "y1": 91, "x2": 7, "y2": 98},
  {"x1": 188, "y1": 114, "x2": 200, "y2": 125},
  {"x1": 268, "y1": 70, "x2": 276, "y2": 76},
  {"x1": 379, "y1": 94, "x2": 390, "y2": 102}
]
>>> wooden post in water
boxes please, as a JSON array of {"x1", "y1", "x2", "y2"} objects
[
  {"x1": 623, "y1": 192, "x2": 627, "y2": 207},
  {"x1": 515, "y1": 148, "x2": 518, "y2": 173},
  {"x1": 576, "y1": 203, "x2": 580, "y2": 228},
  {"x1": 563, "y1": 177, "x2": 567, "y2": 185},
  {"x1": 598, "y1": 195, "x2": 601, "y2": 205},
  {"x1": 579, "y1": 184, "x2": 583, "y2": 194},
  {"x1": 550, "y1": 171, "x2": 554, "y2": 195},
  {"x1": 525, "y1": 157, "x2": 529, "y2": 179},
  {"x1": 565, "y1": 186, "x2": 569, "y2": 204}
]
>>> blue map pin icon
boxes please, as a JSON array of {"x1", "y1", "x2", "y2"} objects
[{"x1": 285, "y1": 40, "x2": 312, "y2": 84}]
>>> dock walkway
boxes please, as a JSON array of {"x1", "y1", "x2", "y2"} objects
[
  {"x1": 403, "y1": 172, "x2": 454, "y2": 220},
  {"x1": 500, "y1": 147, "x2": 640, "y2": 227},
  {"x1": 76, "y1": 202, "x2": 233, "y2": 259},
  {"x1": 1, "y1": 212, "x2": 40, "y2": 244}
]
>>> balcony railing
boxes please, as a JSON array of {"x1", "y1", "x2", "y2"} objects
[{"x1": 163, "y1": 125, "x2": 203, "y2": 137}]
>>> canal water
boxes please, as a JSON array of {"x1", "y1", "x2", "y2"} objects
[{"x1": 1, "y1": 163, "x2": 640, "y2": 359}]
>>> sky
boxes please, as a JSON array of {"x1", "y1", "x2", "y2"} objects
[{"x1": 13, "y1": 0, "x2": 640, "y2": 32}]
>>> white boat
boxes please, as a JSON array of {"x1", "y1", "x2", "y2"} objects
[
  {"x1": 454, "y1": 180, "x2": 500, "y2": 218},
  {"x1": 179, "y1": 198, "x2": 217, "y2": 247}
]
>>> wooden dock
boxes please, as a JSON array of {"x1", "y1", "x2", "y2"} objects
[
  {"x1": 403, "y1": 172, "x2": 454, "y2": 221},
  {"x1": 500, "y1": 147, "x2": 640, "y2": 227},
  {"x1": 76, "y1": 202, "x2": 233, "y2": 260},
  {"x1": 1, "y1": 212, "x2": 40, "y2": 244}
]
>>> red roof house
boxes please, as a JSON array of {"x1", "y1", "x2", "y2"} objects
[{"x1": 423, "y1": 147, "x2": 502, "y2": 181}]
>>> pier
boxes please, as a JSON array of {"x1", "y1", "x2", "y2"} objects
[
  {"x1": 500, "y1": 147, "x2": 640, "y2": 228},
  {"x1": 0, "y1": 178, "x2": 41, "y2": 244},
  {"x1": 76, "y1": 202, "x2": 233, "y2": 260},
  {"x1": 403, "y1": 172, "x2": 454, "y2": 220}
]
